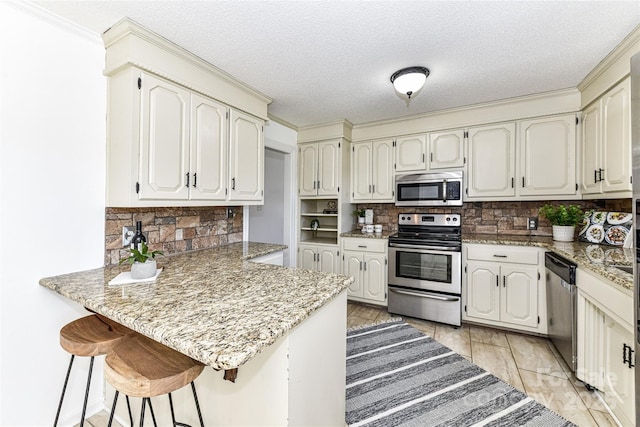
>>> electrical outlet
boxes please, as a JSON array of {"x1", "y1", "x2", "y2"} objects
[
  {"x1": 227, "y1": 208, "x2": 234, "y2": 219},
  {"x1": 122, "y1": 226, "x2": 136, "y2": 247},
  {"x1": 528, "y1": 217, "x2": 538, "y2": 230}
]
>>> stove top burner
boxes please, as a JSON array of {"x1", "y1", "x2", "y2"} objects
[{"x1": 390, "y1": 213, "x2": 462, "y2": 250}]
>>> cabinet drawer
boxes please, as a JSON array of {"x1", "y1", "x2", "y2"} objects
[
  {"x1": 465, "y1": 244, "x2": 539, "y2": 265},
  {"x1": 342, "y1": 238, "x2": 387, "y2": 253}
]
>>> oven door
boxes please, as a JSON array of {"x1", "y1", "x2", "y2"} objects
[{"x1": 388, "y1": 244, "x2": 462, "y2": 294}]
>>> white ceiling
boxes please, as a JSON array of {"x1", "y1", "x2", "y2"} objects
[{"x1": 32, "y1": 0, "x2": 640, "y2": 128}]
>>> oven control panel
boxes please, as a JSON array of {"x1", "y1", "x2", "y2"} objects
[{"x1": 398, "y1": 213, "x2": 461, "y2": 227}]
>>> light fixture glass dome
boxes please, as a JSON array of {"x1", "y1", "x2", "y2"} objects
[{"x1": 390, "y1": 66, "x2": 430, "y2": 99}]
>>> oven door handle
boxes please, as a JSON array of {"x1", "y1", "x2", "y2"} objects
[
  {"x1": 389, "y1": 243, "x2": 460, "y2": 252},
  {"x1": 389, "y1": 288, "x2": 459, "y2": 302}
]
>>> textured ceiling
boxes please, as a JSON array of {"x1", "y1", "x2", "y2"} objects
[{"x1": 32, "y1": 0, "x2": 640, "y2": 128}]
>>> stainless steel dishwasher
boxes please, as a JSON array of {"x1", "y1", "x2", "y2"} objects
[{"x1": 545, "y1": 252, "x2": 577, "y2": 372}]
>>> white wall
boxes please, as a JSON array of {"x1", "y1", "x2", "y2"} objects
[
  {"x1": 249, "y1": 149, "x2": 285, "y2": 244},
  {"x1": 0, "y1": 2, "x2": 106, "y2": 425}
]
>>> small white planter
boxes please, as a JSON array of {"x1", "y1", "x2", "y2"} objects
[
  {"x1": 552, "y1": 225, "x2": 576, "y2": 242},
  {"x1": 130, "y1": 259, "x2": 157, "y2": 279},
  {"x1": 358, "y1": 217, "x2": 365, "y2": 225}
]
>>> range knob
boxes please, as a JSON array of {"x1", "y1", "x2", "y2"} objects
[{"x1": 453, "y1": 217, "x2": 458, "y2": 222}]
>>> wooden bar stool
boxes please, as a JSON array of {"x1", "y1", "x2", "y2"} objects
[
  {"x1": 54, "y1": 314, "x2": 133, "y2": 426},
  {"x1": 105, "y1": 333, "x2": 205, "y2": 427}
]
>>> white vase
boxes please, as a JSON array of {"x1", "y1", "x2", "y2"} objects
[
  {"x1": 552, "y1": 225, "x2": 576, "y2": 242},
  {"x1": 358, "y1": 217, "x2": 365, "y2": 225},
  {"x1": 130, "y1": 259, "x2": 157, "y2": 279}
]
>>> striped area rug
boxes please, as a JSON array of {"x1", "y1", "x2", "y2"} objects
[{"x1": 346, "y1": 320, "x2": 576, "y2": 427}]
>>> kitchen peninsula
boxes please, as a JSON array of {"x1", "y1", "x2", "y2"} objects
[{"x1": 40, "y1": 242, "x2": 353, "y2": 426}]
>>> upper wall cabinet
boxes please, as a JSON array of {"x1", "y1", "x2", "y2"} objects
[
  {"x1": 102, "y1": 19, "x2": 269, "y2": 207},
  {"x1": 299, "y1": 140, "x2": 341, "y2": 197},
  {"x1": 467, "y1": 123, "x2": 516, "y2": 198},
  {"x1": 518, "y1": 115, "x2": 577, "y2": 196},
  {"x1": 351, "y1": 139, "x2": 394, "y2": 202},
  {"x1": 394, "y1": 131, "x2": 465, "y2": 173},
  {"x1": 581, "y1": 78, "x2": 631, "y2": 198},
  {"x1": 466, "y1": 114, "x2": 578, "y2": 201}
]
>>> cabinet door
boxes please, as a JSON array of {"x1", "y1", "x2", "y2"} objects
[
  {"x1": 603, "y1": 316, "x2": 635, "y2": 426},
  {"x1": 343, "y1": 252, "x2": 363, "y2": 298},
  {"x1": 317, "y1": 140, "x2": 340, "y2": 196},
  {"x1": 581, "y1": 101, "x2": 601, "y2": 194},
  {"x1": 228, "y1": 110, "x2": 263, "y2": 201},
  {"x1": 139, "y1": 73, "x2": 190, "y2": 200},
  {"x1": 372, "y1": 139, "x2": 395, "y2": 201},
  {"x1": 298, "y1": 245, "x2": 317, "y2": 271},
  {"x1": 318, "y1": 246, "x2": 339, "y2": 274},
  {"x1": 299, "y1": 143, "x2": 318, "y2": 197},
  {"x1": 602, "y1": 78, "x2": 631, "y2": 194},
  {"x1": 501, "y1": 265, "x2": 539, "y2": 328},
  {"x1": 467, "y1": 123, "x2": 516, "y2": 198},
  {"x1": 428, "y1": 130, "x2": 465, "y2": 170},
  {"x1": 189, "y1": 94, "x2": 228, "y2": 200},
  {"x1": 395, "y1": 134, "x2": 426, "y2": 172},
  {"x1": 519, "y1": 115, "x2": 577, "y2": 196},
  {"x1": 363, "y1": 254, "x2": 386, "y2": 303},
  {"x1": 466, "y1": 261, "x2": 500, "y2": 321},
  {"x1": 351, "y1": 142, "x2": 372, "y2": 201}
]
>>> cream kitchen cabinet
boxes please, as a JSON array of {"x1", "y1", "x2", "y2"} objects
[
  {"x1": 518, "y1": 115, "x2": 577, "y2": 196},
  {"x1": 103, "y1": 20, "x2": 269, "y2": 207},
  {"x1": 341, "y1": 238, "x2": 388, "y2": 305},
  {"x1": 228, "y1": 109, "x2": 263, "y2": 201},
  {"x1": 428, "y1": 129, "x2": 466, "y2": 170},
  {"x1": 298, "y1": 140, "x2": 341, "y2": 197},
  {"x1": 106, "y1": 69, "x2": 264, "y2": 207},
  {"x1": 466, "y1": 123, "x2": 516, "y2": 198},
  {"x1": 466, "y1": 115, "x2": 578, "y2": 200},
  {"x1": 394, "y1": 131, "x2": 465, "y2": 173},
  {"x1": 394, "y1": 134, "x2": 426, "y2": 172},
  {"x1": 463, "y1": 244, "x2": 546, "y2": 334},
  {"x1": 350, "y1": 139, "x2": 394, "y2": 202},
  {"x1": 297, "y1": 243, "x2": 340, "y2": 274},
  {"x1": 576, "y1": 268, "x2": 634, "y2": 426},
  {"x1": 581, "y1": 78, "x2": 631, "y2": 198}
]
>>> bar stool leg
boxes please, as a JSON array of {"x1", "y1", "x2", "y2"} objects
[
  {"x1": 191, "y1": 382, "x2": 205, "y2": 427},
  {"x1": 54, "y1": 354, "x2": 75, "y2": 427},
  {"x1": 79, "y1": 356, "x2": 95, "y2": 427},
  {"x1": 148, "y1": 399, "x2": 158, "y2": 427},
  {"x1": 126, "y1": 395, "x2": 134, "y2": 426},
  {"x1": 107, "y1": 390, "x2": 119, "y2": 427}
]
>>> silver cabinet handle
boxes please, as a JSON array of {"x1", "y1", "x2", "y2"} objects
[
  {"x1": 358, "y1": 245, "x2": 367, "y2": 248},
  {"x1": 364, "y1": 261, "x2": 367, "y2": 271},
  {"x1": 372, "y1": 184, "x2": 375, "y2": 193},
  {"x1": 493, "y1": 254, "x2": 507, "y2": 258},
  {"x1": 389, "y1": 288, "x2": 459, "y2": 302},
  {"x1": 232, "y1": 177, "x2": 236, "y2": 190}
]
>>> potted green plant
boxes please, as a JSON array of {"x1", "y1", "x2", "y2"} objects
[
  {"x1": 352, "y1": 209, "x2": 366, "y2": 225},
  {"x1": 120, "y1": 241, "x2": 163, "y2": 279},
  {"x1": 538, "y1": 204, "x2": 584, "y2": 242}
]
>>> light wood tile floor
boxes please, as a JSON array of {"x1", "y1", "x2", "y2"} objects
[{"x1": 80, "y1": 301, "x2": 620, "y2": 427}]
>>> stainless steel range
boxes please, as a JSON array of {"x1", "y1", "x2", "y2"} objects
[{"x1": 388, "y1": 213, "x2": 462, "y2": 326}]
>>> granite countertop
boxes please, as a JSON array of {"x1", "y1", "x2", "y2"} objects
[
  {"x1": 40, "y1": 242, "x2": 353, "y2": 371},
  {"x1": 463, "y1": 234, "x2": 633, "y2": 292},
  {"x1": 341, "y1": 230, "x2": 392, "y2": 239}
]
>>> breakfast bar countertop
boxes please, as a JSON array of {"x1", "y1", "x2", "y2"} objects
[
  {"x1": 463, "y1": 234, "x2": 633, "y2": 292},
  {"x1": 40, "y1": 242, "x2": 353, "y2": 371}
]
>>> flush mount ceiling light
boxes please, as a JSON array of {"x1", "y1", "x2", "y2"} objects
[{"x1": 390, "y1": 66, "x2": 430, "y2": 100}]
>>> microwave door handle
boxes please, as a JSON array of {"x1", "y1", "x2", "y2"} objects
[{"x1": 442, "y1": 179, "x2": 448, "y2": 203}]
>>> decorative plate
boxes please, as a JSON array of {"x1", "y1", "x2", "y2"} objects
[
  {"x1": 327, "y1": 201, "x2": 337, "y2": 209},
  {"x1": 578, "y1": 211, "x2": 632, "y2": 246}
]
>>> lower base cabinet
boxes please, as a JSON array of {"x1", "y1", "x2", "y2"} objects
[
  {"x1": 576, "y1": 269, "x2": 635, "y2": 427},
  {"x1": 463, "y1": 244, "x2": 546, "y2": 334},
  {"x1": 341, "y1": 237, "x2": 387, "y2": 305},
  {"x1": 297, "y1": 244, "x2": 339, "y2": 273}
]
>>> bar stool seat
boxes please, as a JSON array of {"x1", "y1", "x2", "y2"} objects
[
  {"x1": 55, "y1": 314, "x2": 132, "y2": 426},
  {"x1": 105, "y1": 333, "x2": 205, "y2": 427}
]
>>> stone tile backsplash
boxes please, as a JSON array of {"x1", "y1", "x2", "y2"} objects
[
  {"x1": 105, "y1": 206, "x2": 243, "y2": 265},
  {"x1": 354, "y1": 199, "x2": 632, "y2": 237}
]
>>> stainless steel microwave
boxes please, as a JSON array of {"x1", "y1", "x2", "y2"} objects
[{"x1": 395, "y1": 171, "x2": 463, "y2": 206}]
